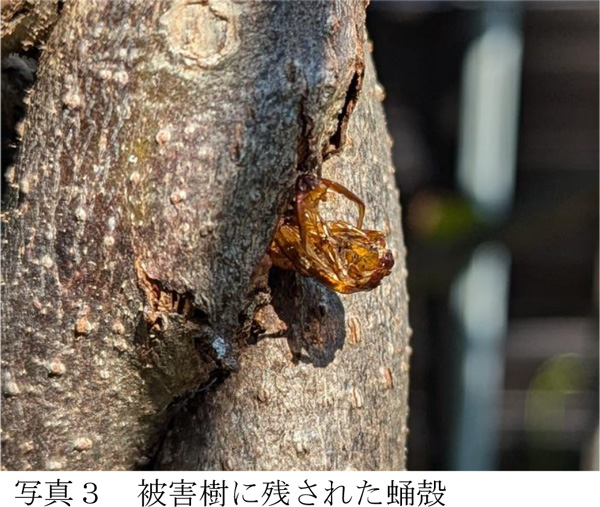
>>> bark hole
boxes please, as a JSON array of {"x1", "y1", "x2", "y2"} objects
[{"x1": 137, "y1": 264, "x2": 209, "y2": 331}]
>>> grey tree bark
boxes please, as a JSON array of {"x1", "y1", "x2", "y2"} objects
[{"x1": 1, "y1": 0, "x2": 411, "y2": 471}]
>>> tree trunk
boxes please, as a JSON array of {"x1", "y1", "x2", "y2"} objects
[{"x1": 1, "y1": 0, "x2": 410, "y2": 471}]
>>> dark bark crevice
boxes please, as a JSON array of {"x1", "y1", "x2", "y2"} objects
[{"x1": 327, "y1": 63, "x2": 365, "y2": 158}]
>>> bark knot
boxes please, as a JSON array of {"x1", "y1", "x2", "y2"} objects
[{"x1": 160, "y1": 0, "x2": 240, "y2": 69}]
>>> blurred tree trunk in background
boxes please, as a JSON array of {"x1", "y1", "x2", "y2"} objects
[{"x1": 1, "y1": 0, "x2": 410, "y2": 471}]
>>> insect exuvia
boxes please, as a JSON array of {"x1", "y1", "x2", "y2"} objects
[{"x1": 269, "y1": 174, "x2": 394, "y2": 294}]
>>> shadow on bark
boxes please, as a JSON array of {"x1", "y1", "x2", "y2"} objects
[{"x1": 269, "y1": 269, "x2": 346, "y2": 368}]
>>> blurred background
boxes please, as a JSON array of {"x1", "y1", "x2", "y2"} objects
[{"x1": 367, "y1": 0, "x2": 598, "y2": 470}]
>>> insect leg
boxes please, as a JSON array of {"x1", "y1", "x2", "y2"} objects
[{"x1": 320, "y1": 178, "x2": 366, "y2": 230}]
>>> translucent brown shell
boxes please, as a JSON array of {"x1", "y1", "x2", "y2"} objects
[{"x1": 269, "y1": 174, "x2": 394, "y2": 294}]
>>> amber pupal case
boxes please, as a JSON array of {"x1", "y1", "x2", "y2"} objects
[{"x1": 269, "y1": 174, "x2": 394, "y2": 294}]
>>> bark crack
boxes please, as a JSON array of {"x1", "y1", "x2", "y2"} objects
[
  {"x1": 296, "y1": 95, "x2": 312, "y2": 172},
  {"x1": 135, "y1": 260, "x2": 209, "y2": 331},
  {"x1": 326, "y1": 61, "x2": 365, "y2": 158}
]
